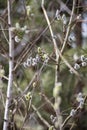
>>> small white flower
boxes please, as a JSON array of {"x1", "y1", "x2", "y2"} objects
[
  {"x1": 55, "y1": 9, "x2": 61, "y2": 20},
  {"x1": 36, "y1": 54, "x2": 40, "y2": 62},
  {"x1": 15, "y1": 22, "x2": 20, "y2": 29},
  {"x1": 70, "y1": 109, "x2": 76, "y2": 117},
  {"x1": 27, "y1": 57, "x2": 32, "y2": 66},
  {"x1": 73, "y1": 53, "x2": 79, "y2": 62},
  {"x1": 50, "y1": 115, "x2": 54, "y2": 120},
  {"x1": 26, "y1": 5, "x2": 31, "y2": 16},
  {"x1": 76, "y1": 93, "x2": 84, "y2": 102},
  {"x1": 78, "y1": 100, "x2": 84, "y2": 109},
  {"x1": 24, "y1": 25, "x2": 27, "y2": 30},
  {"x1": 15, "y1": 36, "x2": 21, "y2": 43},
  {"x1": 69, "y1": 69, "x2": 74, "y2": 74},
  {"x1": 76, "y1": 14, "x2": 81, "y2": 20},
  {"x1": 80, "y1": 55, "x2": 85, "y2": 61},
  {"x1": 82, "y1": 62, "x2": 87, "y2": 67},
  {"x1": 53, "y1": 35, "x2": 57, "y2": 39},
  {"x1": 23, "y1": 62, "x2": 28, "y2": 68},
  {"x1": 21, "y1": 25, "x2": 27, "y2": 31},
  {"x1": 68, "y1": 34, "x2": 76, "y2": 43},
  {"x1": 25, "y1": 30, "x2": 30, "y2": 34},
  {"x1": 74, "y1": 63, "x2": 80, "y2": 70},
  {"x1": 62, "y1": 14, "x2": 67, "y2": 25},
  {"x1": 44, "y1": 56, "x2": 49, "y2": 64},
  {"x1": 80, "y1": 55, "x2": 86, "y2": 62},
  {"x1": 32, "y1": 58, "x2": 37, "y2": 66}
]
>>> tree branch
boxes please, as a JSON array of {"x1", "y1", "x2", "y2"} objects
[{"x1": 3, "y1": 0, "x2": 14, "y2": 130}]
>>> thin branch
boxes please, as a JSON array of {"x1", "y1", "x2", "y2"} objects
[
  {"x1": 0, "y1": 23, "x2": 9, "y2": 44},
  {"x1": 61, "y1": 0, "x2": 76, "y2": 54},
  {"x1": 32, "y1": 104, "x2": 51, "y2": 128},
  {"x1": 39, "y1": 93, "x2": 54, "y2": 109}
]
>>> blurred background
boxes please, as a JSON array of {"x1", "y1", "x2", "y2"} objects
[{"x1": 0, "y1": 0, "x2": 87, "y2": 130}]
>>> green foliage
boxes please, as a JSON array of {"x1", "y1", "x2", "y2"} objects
[{"x1": 0, "y1": 0, "x2": 6, "y2": 8}]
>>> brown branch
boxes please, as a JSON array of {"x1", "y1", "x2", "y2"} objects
[{"x1": 32, "y1": 104, "x2": 51, "y2": 128}]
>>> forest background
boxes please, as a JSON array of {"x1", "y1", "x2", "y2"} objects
[{"x1": 0, "y1": 0, "x2": 87, "y2": 130}]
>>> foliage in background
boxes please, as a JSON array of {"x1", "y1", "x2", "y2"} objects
[{"x1": 0, "y1": 0, "x2": 87, "y2": 130}]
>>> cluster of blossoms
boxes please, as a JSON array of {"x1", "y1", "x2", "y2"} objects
[
  {"x1": 70, "y1": 55, "x2": 87, "y2": 73},
  {"x1": 15, "y1": 22, "x2": 30, "y2": 34},
  {"x1": 24, "y1": 92, "x2": 32, "y2": 101},
  {"x1": 70, "y1": 92, "x2": 84, "y2": 117},
  {"x1": 55, "y1": 9, "x2": 67, "y2": 25},
  {"x1": 23, "y1": 54, "x2": 40, "y2": 68},
  {"x1": 50, "y1": 115, "x2": 57, "y2": 124},
  {"x1": 76, "y1": 92, "x2": 84, "y2": 109},
  {"x1": 37, "y1": 47, "x2": 49, "y2": 64},
  {"x1": 14, "y1": 23, "x2": 30, "y2": 43},
  {"x1": 23, "y1": 47, "x2": 49, "y2": 68}
]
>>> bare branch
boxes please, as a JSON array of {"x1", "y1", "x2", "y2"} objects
[{"x1": 3, "y1": 0, "x2": 14, "y2": 129}]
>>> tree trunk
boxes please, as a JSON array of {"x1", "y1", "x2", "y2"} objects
[{"x1": 3, "y1": 0, "x2": 14, "y2": 130}]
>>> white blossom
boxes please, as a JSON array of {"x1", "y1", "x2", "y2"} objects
[
  {"x1": 76, "y1": 93, "x2": 84, "y2": 103},
  {"x1": 69, "y1": 69, "x2": 74, "y2": 74},
  {"x1": 23, "y1": 62, "x2": 28, "y2": 68},
  {"x1": 55, "y1": 9, "x2": 61, "y2": 20},
  {"x1": 32, "y1": 58, "x2": 37, "y2": 66},
  {"x1": 74, "y1": 63, "x2": 80, "y2": 70},
  {"x1": 80, "y1": 55, "x2": 86, "y2": 62},
  {"x1": 73, "y1": 53, "x2": 79, "y2": 62},
  {"x1": 70, "y1": 109, "x2": 76, "y2": 117},
  {"x1": 62, "y1": 14, "x2": 67, "y2": 25},
  {"x1": 27, "y1": 57, "x2": 32, "y2": 66},
  {"x1": 78, "y1": 100, "x2": 84, "y2": 109},
  {"x1": 15, "y1": 22, "x2": 20, "y2": 29},
  {"x1": 35, "y1": 54, "x2": 40, "y2": 62},
  {"x1": 15, "y1": 36, "x2": 21, "y2": 43},
  {"x1": 82, "y1": 62, "x2": 87, "y2": 67}
]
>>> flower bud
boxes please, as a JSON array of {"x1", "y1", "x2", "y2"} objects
[
  {"x1": 53, "y1": 82, "x2": 62, "y2": 98},
  {"x1": 15, "y1": 36, "x2": 21, "y2": 43},
  {"x1": 82, "y1": 62, "x2": 87, "y2": 67},
  {"x1": 74, "y1": 63, "x2": 80, "y2": 70},
  {"x1": 70, "y1": 109, "x2": 76, "y2": 117},
  {"x1": 80, "y1": 55, "x2": 86, "y2": 62}
]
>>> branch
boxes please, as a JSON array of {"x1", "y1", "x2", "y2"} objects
[
  {"x1": 32, "y1": 104, "x2": 51, "y2": 128},
  {"x1": 3, "y1": 0, "x2": 14, "y2": 130},
  {"x1": 61, "y1": 0, "x2": 76, "y2": 54},
  {"x1": 41, "y1": 0, "x2": 80, "y2": 78}
]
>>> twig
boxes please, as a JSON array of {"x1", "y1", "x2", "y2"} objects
[
  {"x1": 39, "y1": 93, "x2": 54, "y2": 109},
  {"x1": 32, "y1": 104, "x2": 51, "y2": 128},
  {"x1": 20, "y1": 87, "x2": 35, "y2": 130},
  {"x1": 0, "y1": 23, "x2": 9, "y2": 44},
  {"x1": 61, "y1": 0, "x2": 76, "y2": 54}
]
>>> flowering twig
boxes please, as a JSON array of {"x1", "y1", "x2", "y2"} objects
[
  {"x1": 61, "y1": 0, "x2": 76, "y2": 54},
  {"x1": 41, "y1": 0, "x2": 80, "y2": 78},
  {"x1": 61, "y1": 95, "x2": 87, "y2": 130}
]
